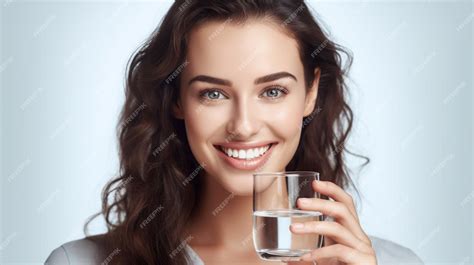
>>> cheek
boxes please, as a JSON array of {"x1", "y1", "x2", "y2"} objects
[
  {"x1": 263, "y1": 98, "x2": 305, "y2": 168},
  {"x1": 179, "y1": 100, "x2": 226, "y2": 164},
  {"x1": 272, "y1": 109, "x2": 303, "y2": 164},
  {"x1": 182, "y1": 102, "x2": 226, "y2": 141},
  {"x1": 269, "y1": 107, "x2": 302, "y2": 136},
  {"x1": 178, "y1": 100, "x2": 204, "y2": 149},
  {"x1": 262, "y1": 97, "x2": 305, "y2": 140}
]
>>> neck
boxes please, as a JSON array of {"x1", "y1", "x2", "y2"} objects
[{"x1": 186, "y1": 174, "x2": 254, "y2": 252}]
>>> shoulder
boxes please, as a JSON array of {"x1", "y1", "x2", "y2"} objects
[
  {"x1": 44, "y1": 235, "x2": 109, "y2": 265},
  {"x1": 369, "y1": 235, "x2": 424, "y2": 265}
]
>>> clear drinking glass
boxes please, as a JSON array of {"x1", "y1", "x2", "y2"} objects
[{"x1": 252, "y1": 171, "x2": 325, "y2": 262}]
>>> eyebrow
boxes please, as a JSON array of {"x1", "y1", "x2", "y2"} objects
[{"x1": 187, "y1": 71, "x2": 298, "y2": 86}]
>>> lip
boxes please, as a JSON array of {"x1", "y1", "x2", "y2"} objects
[
  {"x1": 213, "y1": 140, "x2": 276, "y2": 150},
  {"x1": 214, "y1": 142, "x2": 277, "y2": 171}
]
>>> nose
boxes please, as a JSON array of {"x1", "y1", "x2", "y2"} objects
[{"x1": 226, "y1": 99, "x2": 262, "y2": 140}]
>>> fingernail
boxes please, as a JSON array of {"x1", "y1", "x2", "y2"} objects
[{"x1": 291, "y1": 223, "x2": 304, "y2": 230}]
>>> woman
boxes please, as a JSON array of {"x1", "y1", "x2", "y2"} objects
[{"x1": 45, "y1": 0, "x2": 424, "y2": 264}]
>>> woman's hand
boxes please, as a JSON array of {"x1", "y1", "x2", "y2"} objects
[{"x1": 287, "y1": 180, "x2": 377, "y2": 265}]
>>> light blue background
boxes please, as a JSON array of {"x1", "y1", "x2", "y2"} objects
[{"x1": 1, "y1": 1, "x2": 472, "y2": 264}]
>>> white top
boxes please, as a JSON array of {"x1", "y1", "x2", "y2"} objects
[{"x1": 44, "y1": 235, "x2": 424, "y2": 264}]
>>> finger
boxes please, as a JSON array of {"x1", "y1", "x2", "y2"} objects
[
  {"x1": 297, "y1": 197, "x2": 370, "y2": 245},
  {"x1": 323, "y1": 233, "x2": 335, "y2": 246},
  {"x1": 290, "y1": 221, "x2": 373, "y2": 254},
  {"x1": 312, "y1": 180, "x2": 358, "y2": 219},
  {"x1": 299, "y1": 244, "x2": 376, "y2": 265}
]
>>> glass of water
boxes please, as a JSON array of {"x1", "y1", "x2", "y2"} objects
[{"x1": 252, "y1": 171, "x2": 325, "y2": 262}]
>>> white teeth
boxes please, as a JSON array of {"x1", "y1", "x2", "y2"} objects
[
  {"x1": 246, "y1": 149, "x2": 254, "y2": 158},
  {"x1": 232, "y1": 149, "x2": 238, "y2": 158},
  {"x1": 220, "y1": 144, "x2": 272, "y2": 160}
]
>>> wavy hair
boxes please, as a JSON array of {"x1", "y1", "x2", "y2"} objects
[{"x1": 84, "y1": 0, "x2": 369, "y2": 264}]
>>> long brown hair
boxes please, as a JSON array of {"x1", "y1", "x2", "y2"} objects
[{"x1": 84, "y1": 1, "x2": 369, "y2": 264}]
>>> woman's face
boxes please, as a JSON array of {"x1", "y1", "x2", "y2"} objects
[{"x1": 174, "y1": 19, "x2": 319, "y2": 196}]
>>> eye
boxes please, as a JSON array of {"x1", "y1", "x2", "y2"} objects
[
  {"x1": 199, "y1": 89, "x2": 227, "y2": 101},
  {"x1": 262, "y1": 86, "x2": 289, "y2": 99}
]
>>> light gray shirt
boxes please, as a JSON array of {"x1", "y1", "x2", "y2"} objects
[{"x1": 44, "y1": 235, "x2": 424, "y2": 264}]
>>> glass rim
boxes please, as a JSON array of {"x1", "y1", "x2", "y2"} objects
[{"x1": 252, "y1": 171, "x2": 319, "y2": 177}]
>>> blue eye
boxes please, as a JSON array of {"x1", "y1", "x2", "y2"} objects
[
  {"x1": 199, "y1": 89, "x2": 227, "y2": 100},
  {"x1": 263, "y1": 87, "x2": 288, "y2": 99}
]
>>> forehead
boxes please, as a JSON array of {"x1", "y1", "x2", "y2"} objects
[{"x1": 182, "y1": 19, "x2": 303, "y2": 83}]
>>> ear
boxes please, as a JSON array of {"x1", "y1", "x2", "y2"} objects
[
  {"x1": 172, "y1": 99, "x2": 184, "y2": 120},
  {"x1": 303, "y1": 68, "x2": 321, "y2": 117}
]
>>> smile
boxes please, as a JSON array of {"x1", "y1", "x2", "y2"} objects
[
  {"x1": 213, "y1": 142, "x2": 278, "y2": 171},
  {"x1": 219, "y1": 144, "x2": 272, "y2": 160}
]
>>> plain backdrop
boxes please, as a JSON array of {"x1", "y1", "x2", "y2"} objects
[{"x1": 1, "y1": 0, "x2": 472, "y2": 264}]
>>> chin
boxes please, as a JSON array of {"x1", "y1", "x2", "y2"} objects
[{"x1": 216, "y1": 172, "x2": 255, "y2": 196}]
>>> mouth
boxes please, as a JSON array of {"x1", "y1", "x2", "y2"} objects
[
  {"x1": 213, "y1": 142, "x2": 278, "y2": 171},
  {"x1": 215, "y1": 143, "x2": 276, "y2": 160}
]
